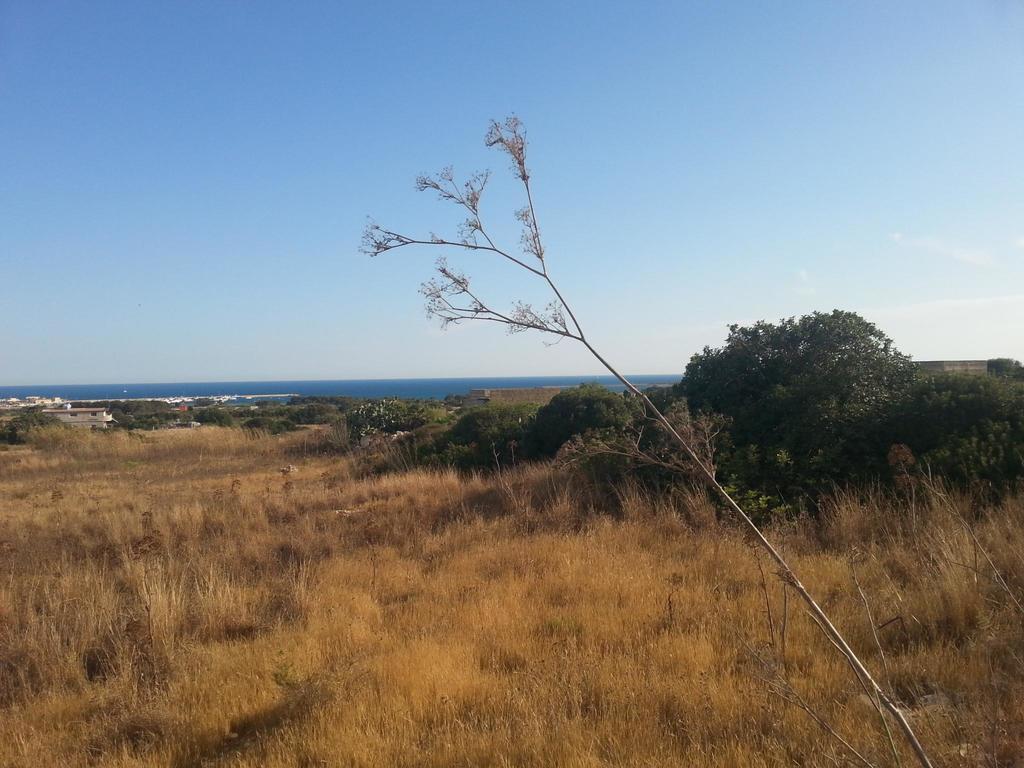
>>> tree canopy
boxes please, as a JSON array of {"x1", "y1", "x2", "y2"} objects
[
  {"x1": 680, "y1": 310, "x2": 917, "y2": 501},
  {"x1": 437, "y1": 403, "x2": 539, "y2": 469},
  {"x1": 988, "y1": 358, "x2": 1024, "y2": 380},
  {"x1": 528, "y1": 384, "x2": 634, "y2": 458}
]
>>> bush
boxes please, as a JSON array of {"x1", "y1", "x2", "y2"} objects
[
  {"x1": 679, "y1": 310, "x2": 917, "y2": 505},
  {"x1": 288, "y1": 403, "x2": 341, "y2": 425},
  {"x1": 528, "y1": 384, "x2": 634, "y2": 458},
  {"x1": 195, "y1": 408, "x2": 235, "y2": 427},
  {"x1": 1, "y1": 412, "x2": 60, "y2": 444},
  {"x1": 988, "y1": 358, "x2": 1024, "y2": 380},
  {"x1": 889, "y1": 374, "x2": 1024, "y2": 490},
  {"x1": 288, "y1": 395, "x2": 361, "y2": 411},
  {"x1": 432, "y1": 404, "x2": 538, "y2": 469},
  {"x1": 346, "y1": 399, "x2": 446, "y2": 440},
  {"x1": 242, "y1": 416, "x2": 296, "y2": 435}
]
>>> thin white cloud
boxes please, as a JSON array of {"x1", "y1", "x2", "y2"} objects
[
  {"x1": 1015, "y1": 236, "x2": 1024, "y2": 250},
  {"x1": 864, "y1": 294, "x2": 1024, "y2": 360},
  {"x1": 889, "y1": 232, "x2": 994, "y2": 266},
  {"x1": 794, "y1": 269, "x2": 816, "y2": 296},
  {"x1": 870, "y1": 293, "x2": 1024, "y2": 317}
]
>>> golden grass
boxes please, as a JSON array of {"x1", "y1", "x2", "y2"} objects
[{"x1": 0, "y1": 428, "x2": 1022, "y2": 766}]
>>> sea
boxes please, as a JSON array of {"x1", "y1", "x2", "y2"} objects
[{"x1": 0, "y1": 375, "x2": 680, "y2": 403}]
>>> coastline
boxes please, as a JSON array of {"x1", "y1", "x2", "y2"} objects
[{"x1": 0, "y1": 374, "x2": 680, "y2": 405}]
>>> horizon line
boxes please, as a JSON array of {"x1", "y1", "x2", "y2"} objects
[{"x1": 0, "y1": 372, "x2": 684, "y2": 389}]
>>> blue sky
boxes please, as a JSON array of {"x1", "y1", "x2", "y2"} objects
[{"x1": 2, "y1": 1, "x2": 1022, "y2": 385}]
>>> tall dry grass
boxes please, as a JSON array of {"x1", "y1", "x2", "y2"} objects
[{"x1": 0, "y1": 428, "x2": 1021, "y2": 766}]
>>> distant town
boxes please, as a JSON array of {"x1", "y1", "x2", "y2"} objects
[{"x1": 0, "y1": 393, "x2": 294, "y2": 410}]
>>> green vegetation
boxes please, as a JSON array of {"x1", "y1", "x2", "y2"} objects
[
  {"x1": 1, "y1": 411, "x2": 59, "y2": 444},
  {"x1": 194, "y1": 407, "x2": 235, "y2": 427},
  {"x1": 988, "y1": 357, "x2": 1024, "y2": 380},
  {"x1": 7, "y1": 313, "x2": 1022, "y2": 510},
  {"x1": 430, "y1": 403, "x2": 539, "y2": 469},
  {"x1": 287, "y1": 402, "x2": 342, "y2": 425},
  {"x1": 667, "y1": 313, "x2": 1024, "y2": 509},
  {"x1": 677, "y1": 310, "x2": 918, "y2": 504},
  {"x1": 345, "y1": 398, "x2": 446, "y2": 439},
  {"x1": 889, "y1": 373, "x2": 1024, "y2": 489},
  {"x1": 528, "y1": 383, "x2": 634, "y2": 457},
  {"x1": 242, "y1": 417, "x2": 295, "y2": 434}
]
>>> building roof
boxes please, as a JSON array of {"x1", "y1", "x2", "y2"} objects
[
  {"x1": 916, "y1": 360, "x2": 987, "y2": 365},
  {"x1": 41, "y1": 407, "x2": 111, "y2": 413}
]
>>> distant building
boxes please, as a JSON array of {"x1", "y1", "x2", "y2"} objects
[
  {"x1": 915, "y1": 360, "x2": 989, "y2": 376},
  {"x1": 464, "y1": 387, "x2": 564, "y2": 407},
  {"x1": 1, "y1": 396, "x2": 65, "y2": 410},
  {"x1": 41, "y1": 406, "x2": 114, "y2": 429}
]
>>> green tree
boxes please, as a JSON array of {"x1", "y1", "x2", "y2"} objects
[
  {"x1": 988, "y1": 358, "x2": 1024, "y2": 380},
  {"x1": 528, "y1": 384, "x2": 634, "y2": 458},
  {"x1": 195, "y1": 407, "x2": 236, "y2": 427},
  {"x1": 681, "y1": 310, "x2": 917, "y2": 502},
  {"x1": 435, "y1": 404, "x2": 538, "y2": 469}
]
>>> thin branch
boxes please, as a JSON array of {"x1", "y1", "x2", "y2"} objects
[
  {"x1": 851, "y1": 560, "x2": 902, "y2": 767},
  {"x1": 745, "y1": 642, "x2": 879, "y2": 768},
  {"x1": 920, "y1": 476, "x2": 1024, "y2": 617},
  {"x1": 363, "y1": 226, "x2": 547, "y2": 278},
  {"x1": 757, "y1": 554, "x2": 777, "y2": 652},
  {"x1": 851, "y1": 562, "x2": 893, "y2": 685}
]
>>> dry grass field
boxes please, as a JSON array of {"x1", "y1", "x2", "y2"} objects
[{"x1": 0, "y1": 427, "x2": 1022, "y2": 767}]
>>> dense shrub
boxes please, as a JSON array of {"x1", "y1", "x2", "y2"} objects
[
  {"x1": 288, "y1": 402, "x2": 341, "y2": 425},
  {"x1": 1, "y1": 412, "x2": 60, "y2": 444},
  {"x1": 988, "y1": 358, "x2": 1024, "y2": 380},
  {"x1": 194, "y1": 407, "x2": 236, "y2": 427},
  {"x1": 679, "y1": 310, "x2": 917, "y2": 504},
  {"x1": 889, "y1": 374, "x2": 1024, "y2": 490},
  {"x1": 432, "y1": 404, "x2": 538, "y2": 469},
  {"x1": 528, "y1": 384, "x2": 634, "y2": 457},
  {"x1": 241, "y1": 416, "x2": 296, "y2": 434},
  {"x1": 288, "y1": 395, "x2": 361, "y2": 411},
  {"x1": 346, "y1": 399, "x2": 446, "y2": 439}
]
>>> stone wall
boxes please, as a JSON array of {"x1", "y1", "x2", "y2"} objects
[
  {"x1": 464, "y1": 387, "x2": 564, "y2": 407},
  {"x1": 915, "y1": 360, "x2": 989, "y2": 376}
]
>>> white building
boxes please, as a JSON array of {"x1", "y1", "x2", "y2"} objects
[{"x1": 41, "y1": 407, "x2": 114, "y2": 429}]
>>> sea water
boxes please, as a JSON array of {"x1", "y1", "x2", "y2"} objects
[{"x1": 0, "y1": 374, "x2": 679, "y2": 403}]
